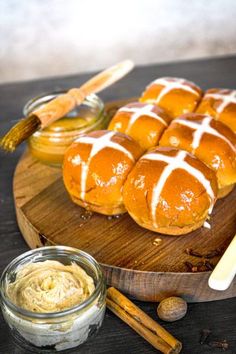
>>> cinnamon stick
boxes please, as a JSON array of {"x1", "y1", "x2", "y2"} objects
[
  {"x1": 106, "y1": 287, "x2": 182, "y2": 354},
  {"x1": 106, "y1": 298, "x2": 173, "y2": 353}
]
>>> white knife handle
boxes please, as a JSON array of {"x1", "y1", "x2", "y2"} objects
[{"x1": 208, "y1": 234, "x2": 236, "y2": 291}]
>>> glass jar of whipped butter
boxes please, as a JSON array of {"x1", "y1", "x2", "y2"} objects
[
  {"x1": 24, "y1": 91, "x2": 106, "y2": 166},
  {"x1": 0, "y1": 246, "x2": 106, "y2": 352}
]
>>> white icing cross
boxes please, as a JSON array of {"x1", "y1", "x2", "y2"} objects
[
  {"x1": 151, "y1": 78, "x2": 199, "y2": 103},
  {"x1": 118, "y1": 104, "x2": 167, "y2": 133},
  {"x1": 74, "y1": 131, "x2": 135, "y2": 200},
  {"x1": 203, "y1": 221, "x2": 211, "y2": 229},
  {"x1": 205, "y1": 91, "x2": 236, "y2": 114},
  {"x1": 174, "y1": 116, "x2": 236, "y2": 153},
  {"x1": 141, "y1": 150, "x2": 215, "y2": 228}
]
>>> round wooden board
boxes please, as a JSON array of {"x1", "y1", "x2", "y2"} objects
[{"x1": 13, "y1": 100, "x2": 236, "y2": 303}]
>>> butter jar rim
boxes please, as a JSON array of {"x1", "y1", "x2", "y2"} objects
[{"x1": 0, "y1": 246, "x2": 106, "y2": 320}]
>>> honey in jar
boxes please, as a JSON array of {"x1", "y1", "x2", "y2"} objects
[{"x1": 24, "y1": 91, "x2": 106, "y2": 166}]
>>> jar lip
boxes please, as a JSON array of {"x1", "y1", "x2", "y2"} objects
[
  {"x1": 0, "y1": 246, "x2": 105, "y2": 319},
  {"x1": 24, "y1": 91, "x2": 105, "y2": 135},
  {"x1": 23, "y1": 90, "x2": 104, "y2": 117}
]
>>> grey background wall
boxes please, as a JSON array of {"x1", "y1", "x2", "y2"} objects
[{"x1": 0, "y1": 0, "x2": 236, "y2": 83}]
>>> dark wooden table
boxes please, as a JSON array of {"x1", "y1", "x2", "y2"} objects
[{"x1": 0, "y1": 56, "x2": 236, "y2": 354}]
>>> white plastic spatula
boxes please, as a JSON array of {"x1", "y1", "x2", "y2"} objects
[{"x1": 208, "y1": 234, "x2": 236, "y2": 291}]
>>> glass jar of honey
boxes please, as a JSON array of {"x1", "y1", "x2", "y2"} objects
[{"x1": 24, "y1": 91, "x2": 106, "y2": 166}]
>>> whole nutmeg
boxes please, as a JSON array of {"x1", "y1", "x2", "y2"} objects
[{"x1": 157, "y1": 296, "x2": 187, "y2": 322}]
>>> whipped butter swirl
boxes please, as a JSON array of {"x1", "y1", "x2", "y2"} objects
[{"x1": 6, "y1": 260, "x2": 95, "y2": 313}]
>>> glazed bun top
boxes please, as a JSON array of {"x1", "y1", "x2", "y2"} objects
[
  {"x1": 159, "y1": 113, "x2": 236, "y2": 189},
  {"x1": 140, "y1": 77, "x2": 202, "y2": 119},
  {"x1": 63, "y1": 130, "x2": 143, "y2": 215},
  {"x1": 196, "y1": 88, "x2": 236, "y2": 133},
  {"x1": 123, "y1": 147, "x2": 218, "y2": 234},
  {"x1": 108, "y1": 102, "x2": 171, "y2": 150}
]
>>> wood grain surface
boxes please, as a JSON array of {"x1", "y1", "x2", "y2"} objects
[
  {"x1": 1, "y1": 57, "x2": 236, "y2": 354},
  {"x1": 13, "y1": 98, "x2": 236, "y2": 303}
]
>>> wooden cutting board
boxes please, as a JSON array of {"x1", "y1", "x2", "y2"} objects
[{"x1": 13, "y1": 99, "x2": 236, "y2": 302}]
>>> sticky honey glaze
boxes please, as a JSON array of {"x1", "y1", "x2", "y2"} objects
[
  {"x1": 174, "y1": 116, "x2": 236, "y2": 153},
  {"x1": 118, "y1": 104, "x2": 167, "y2": 133},
  {"x1": 205, "y1": 90, "x2": 236, "y2": 114},
  {"x1": 149, "y1": 77, "x2": 199, "y2": 102},
  {"x1": 141, "y1": 150, "x2": 216, "y2": 228},
  {"x1": 72, "y1": 131, "x2": 135, "y2": 201}
]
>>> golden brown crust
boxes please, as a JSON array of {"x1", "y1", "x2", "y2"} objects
[
  {"x1": 71, "y1": 195, "x2": 127, "y2": 215},
  {"x1": 218, "y1": 184, "x2": 235, "y2": 199},
  {"x1": 140, "y1": 77, "x2": 202, "y2": 119},
  {"x1": 127, "y1": 217, "x2": 206, "y2": 236},
  {"x1": 123, "y1": 147, "x2": 218, "y2": 235},
  {"x1": 63, "y1": 130, "x2": 144, "y2": 215},
  {"x1": 159, "y1": 113, "x2": 236, "y2": 194},
  {"x1": 196, "y1": 88, "x2": 236, "y2": 133},
  {"x1": 108, "y1": 102, "x2": 171, "y2": 150}
]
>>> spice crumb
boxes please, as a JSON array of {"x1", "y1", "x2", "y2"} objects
[
  {"x1": 185, "y1": 248, "x2": 203, "y2": 258},
  {"x1": 205, "y1": 248, "x2": 223, "y2": 259},
  {"x1": 208, "y1": 340, "x2": 229, "y2": 350},
  {"x1": 152, "y1": 238, "x2": 162, "y2": 246},
  {"x1": 205, "y1": 261, "x2": 214, "y2": 271},
  {"x1": 184, "y1": 261, "x2": 193, "y2": 272},
  {"x1": 199, "y1": 329, "x2": 211, "y2": 344}
]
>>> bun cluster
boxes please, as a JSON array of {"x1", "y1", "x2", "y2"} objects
[{"x1": 63, "y1": 77, "x2": 236, "y2": 236}]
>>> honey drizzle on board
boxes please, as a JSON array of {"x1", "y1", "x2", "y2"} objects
[
  {"x1": 205, "y1": 90, "x2": 236, "y2": 114},
  {"x1": 174, "y1": 116, "x2": 236, "y2": 153},
  {"x1": 149, "y1": 77, "x2": 199, "y2": 103},
  {"x1": 141, "y1": 150, "x2": 215, "y2": 228},
  {"x1": 118, "y1": 104, "x2": 168, "y2": 134},
  {"x1": 73, "y1": 131, "x2": 135, "y2": 200}
]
